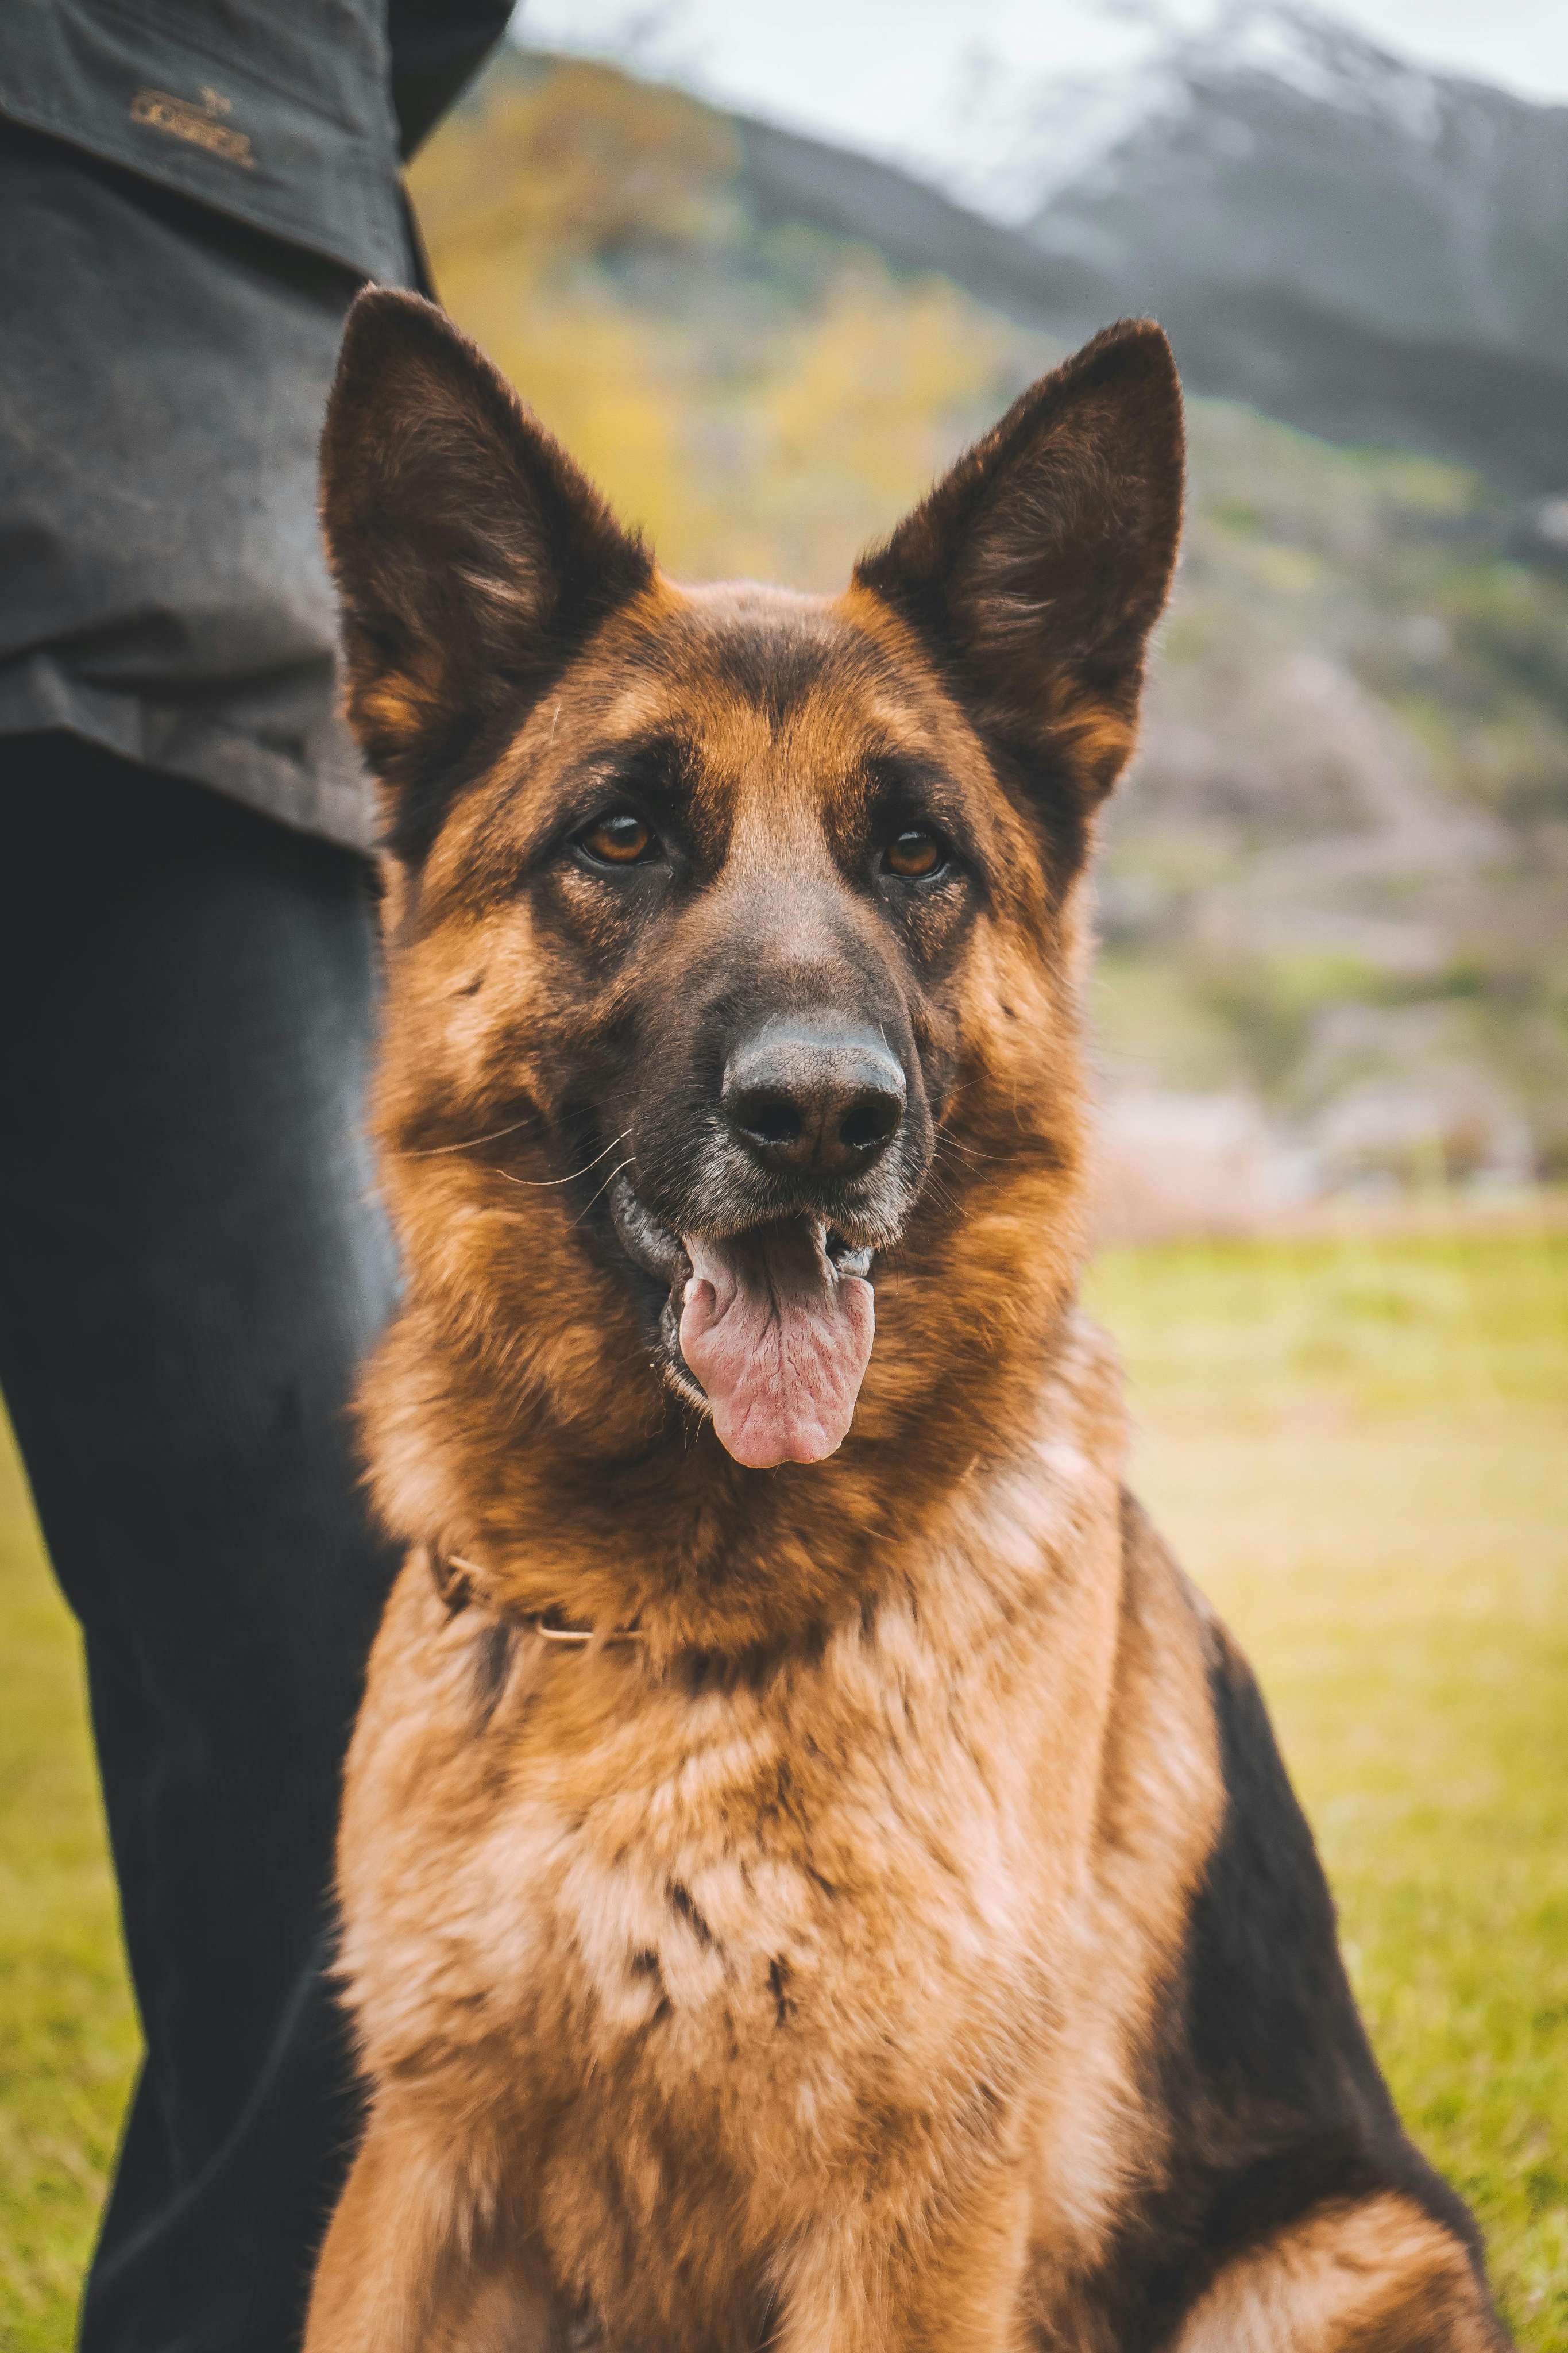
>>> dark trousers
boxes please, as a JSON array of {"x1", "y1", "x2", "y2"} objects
[{"x1": 0, "y1": 736, "x2": 401, "y2": 2350}]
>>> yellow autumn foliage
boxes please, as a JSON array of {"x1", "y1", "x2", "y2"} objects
[{"x1": 408, "y1": 56, "x2": 1007, "y2": 587}]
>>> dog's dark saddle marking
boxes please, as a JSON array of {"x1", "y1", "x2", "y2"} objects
[{"x1": 1095, "y1": 1530, "x2": 1491, "y2": 2346}]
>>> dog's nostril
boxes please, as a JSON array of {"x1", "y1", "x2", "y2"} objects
[
  {"x1": 839, "y1": 1094, "x2": 902, "y2": 1153},
  {"x1": 736, "y1": 1089, "x2": 804, "y2": 1149}
]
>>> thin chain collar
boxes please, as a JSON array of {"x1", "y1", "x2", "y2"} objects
[{"x1": 427, "y1": 1545, "x2": 646, "y2": 1648}]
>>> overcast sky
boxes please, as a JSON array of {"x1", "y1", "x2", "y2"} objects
[{"x1": 518, "y1": 0, "x2": 1568, "y2": 203}]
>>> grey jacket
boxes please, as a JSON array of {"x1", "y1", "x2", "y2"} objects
[{"x1": 0, "y1": 1, "x2": 512, "y2": 848}]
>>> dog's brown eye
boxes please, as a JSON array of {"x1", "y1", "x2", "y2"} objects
[
  {"x1": 580, "y1": 812, "x2": 655, "y2": 867},
  {"x1": 883, "y1": 827, "x2": 944, "y2": 879}
]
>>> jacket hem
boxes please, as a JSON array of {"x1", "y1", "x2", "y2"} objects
[{"x1": 0, "y1": 665, "x2": 377, "y2": 855}]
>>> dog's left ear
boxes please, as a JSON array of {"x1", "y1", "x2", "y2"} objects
[
  {"x1": 855, "y1": 319, "x2": 1183, "y2": 817},
  {"x1": 320, "y1": 288, "x2": 652, "y2": 864}
]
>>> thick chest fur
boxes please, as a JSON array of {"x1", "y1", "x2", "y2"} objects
[
  {"x1": 333, "y1": 1426, "x2": 1173, "y2": 2339},
  {"x1": 345, "y1": 1577, "x2": 1073, "y2": 2198}
]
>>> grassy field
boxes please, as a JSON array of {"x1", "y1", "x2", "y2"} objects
[{"x1": 1, "y1": 1222, "x2": 1565, "y2": 2346}]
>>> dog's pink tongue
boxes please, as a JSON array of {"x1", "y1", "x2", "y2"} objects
[{"x1": 679, "y1": 1222, "x2": 874, "y2": 1470}]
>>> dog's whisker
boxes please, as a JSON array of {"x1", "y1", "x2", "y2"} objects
[
  {"x1": 569, "y1": 1157, "x2": 636, "y2": 1228},
  {"x1": 933, "y1": 1129, "x2": 1006, "y2": 1167},
  {"x1": 403, "y1": 1114, "x2": 539, "y2": 1159},
  {"x1": 480, "y1": 1131, "x2": 632, "y2": 1189}
]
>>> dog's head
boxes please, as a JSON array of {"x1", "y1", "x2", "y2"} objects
[{"x1": 321, "y1": 293, "x2": 1181, "y2": 1497}]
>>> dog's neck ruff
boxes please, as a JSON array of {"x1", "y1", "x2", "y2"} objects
[{"x1": 427, "y1": 1545, "x2": 647, "y2": 1648}]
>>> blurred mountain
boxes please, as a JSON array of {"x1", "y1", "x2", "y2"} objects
[
  {"x1": 1016, "y1": 5, "x2": 1568, "y2": 371},
  {"x1": 409, "y1": 45, "x2": 1568, "y2": 1201},
  {"x1": 732, "y1": 115, "x2": 1104, "y2": 338},
  {"x1": 731, "y1": 3, "x2": 1568, "y2": 504},
  {"x1": 1017, "y1": 3, "x2": 1568, "y2": 501}
]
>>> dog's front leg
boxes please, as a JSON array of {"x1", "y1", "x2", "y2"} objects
[
  {"x1": 773, "y1": 2161, "x2": 1032, "y2": 2353},
  {"x1": 304, "y1": 2102, "x2": 559, "y2": 2353}
]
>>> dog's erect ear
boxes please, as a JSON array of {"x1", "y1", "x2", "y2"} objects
[
  {"x1": 855, "y1": 319, "x2": 1183, "y2": 821},
  {"x1": 320, "y1": 289, "x2": 652, "y2": 862}
]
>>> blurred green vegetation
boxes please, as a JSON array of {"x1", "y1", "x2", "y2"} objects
[
  {"x1": 0, "y1": 1438, "x2": 136, "y2": 2353},
  {"x1": 3, "y1": 1222, "x2": 1565, "y2": 2344}
]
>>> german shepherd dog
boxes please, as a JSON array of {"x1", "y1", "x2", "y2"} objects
[{"x1": 306, "y1": 289, "x2": 1511, "y2": 2352}]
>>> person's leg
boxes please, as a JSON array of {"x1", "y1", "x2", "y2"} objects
[{"x1": 0, "y1": 735, "x2": 401, "y2": 2352}]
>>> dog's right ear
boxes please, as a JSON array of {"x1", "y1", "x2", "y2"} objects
[{"x1": 320, "y1": 289, "x2": 652, "y2": 864}]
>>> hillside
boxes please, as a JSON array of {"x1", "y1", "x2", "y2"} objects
[
  {"x1": 408, "y1": 48, "x2": 1568, "y2": 1198},
  {"x1": 1015, "y1": 3, "x2": 1568, "y2": 503},
  {"x1": 700, "y1": 2, "x2": 1568, "y2": 506},
  {"x1": 1016, "y1": 5, "x2": 1568, "y2": 374}
]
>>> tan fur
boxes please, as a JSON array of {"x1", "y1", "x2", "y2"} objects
[
  {"x1": 1172, "y1": 2193, "x2": 1503, "y2": 2353},
  {"x1": 318, "y1": 1324, "x2": 1221, "y2": 2353}
]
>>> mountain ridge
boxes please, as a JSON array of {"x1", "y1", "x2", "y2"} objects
[{"x1": 665, "y1": 5, "x2": 1568, "y2": 502}]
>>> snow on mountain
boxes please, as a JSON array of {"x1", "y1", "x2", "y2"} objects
[{"x1": 1001, "y1": 2, "x2": 1568, "y2": 380}]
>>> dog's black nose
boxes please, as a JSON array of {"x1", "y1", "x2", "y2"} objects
[{"x1": 723, "y1": 1021, "x2": 907, "y2": 1177}]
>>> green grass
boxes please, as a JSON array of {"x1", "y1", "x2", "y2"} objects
[
  {"x1": 0, "y1": 1448, "x2": 137, "y2": 2350},
  {"x1": 1086, "y1": 1222, "x2": 1568, "y2": 2346},
  {"x1": 2, "y1": 1222, "x2": 1565, "y2": 2345}
]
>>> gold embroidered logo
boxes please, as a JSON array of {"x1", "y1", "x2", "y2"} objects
[{"x1": 130, "y1": 84, "x2": 254, "y2": 168}]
